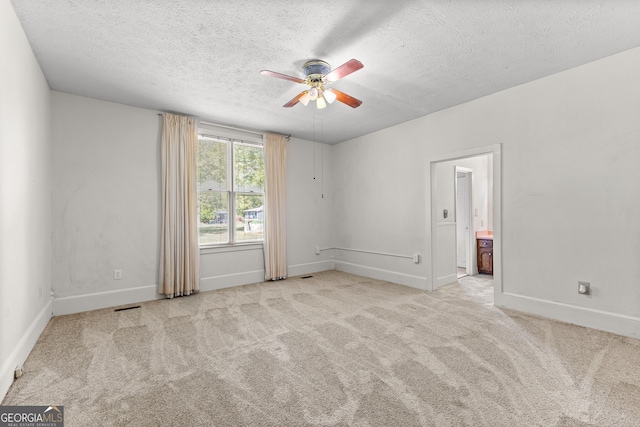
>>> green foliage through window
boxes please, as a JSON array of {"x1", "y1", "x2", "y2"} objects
[{"x1": 197, "y1": 135, "x2": 264, "y2": 245}]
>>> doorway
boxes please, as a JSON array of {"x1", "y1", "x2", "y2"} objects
[{"x1": 425, "y1": 144, "x2": 502, "y2": 305}]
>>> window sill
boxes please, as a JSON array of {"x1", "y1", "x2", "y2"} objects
[{"x1": 199, "y1": 242, "x2": 264, "y2": 255}]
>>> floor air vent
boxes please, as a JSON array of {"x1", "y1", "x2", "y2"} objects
[
  {"x1": 114, "y1": 305, "x2": 141, "y2": 312},
  {"x1": 301, "y1": 275, "x2": 313, "y2": 279}
]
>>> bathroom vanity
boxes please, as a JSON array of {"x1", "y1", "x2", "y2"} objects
[{"x1": 476, "y1": 231, "x2": 493, "y2": 275}]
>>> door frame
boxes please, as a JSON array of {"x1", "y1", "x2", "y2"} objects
[
  {"x1": 455, "y1": 166, "x2": 474, "y2": 275},
  {"x1": 424, "y1": 144, "x2": 502, "y2": 305}
]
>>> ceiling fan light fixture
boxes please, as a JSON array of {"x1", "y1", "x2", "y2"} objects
[
  {"x1": 323, "y1": 89, "x2": 337, "y2": 104},
  {"x1": 316, "y1": 95, "x2": 327, "y2": 109},
  {"x1": 300, "y1": 91, "x2": 311, "y2": 106},
  {"x1": 261, "y1": 58, "x2": 363, "y2": 109}
]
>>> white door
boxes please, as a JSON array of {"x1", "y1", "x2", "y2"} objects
[{"x1": 456, "y1": 172, "x2": 470, "y2": 269}]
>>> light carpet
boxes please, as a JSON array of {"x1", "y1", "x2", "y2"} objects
[{"x1": 3, "y1": 271, "x2": 640, "y2": 426}]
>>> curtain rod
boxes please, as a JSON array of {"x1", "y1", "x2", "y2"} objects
[
  {"x1": 199, "y1": 120, "x2": 264, "y2": 137},
  {"x1": 157, "y1": 114, "x2": 289, "y2": 139}
]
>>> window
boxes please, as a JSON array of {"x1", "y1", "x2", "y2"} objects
[{"x1": 196, "y1": 130, "x2": 264, "y2": 246}]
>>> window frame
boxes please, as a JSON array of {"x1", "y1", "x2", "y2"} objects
[{"x1": 197, "y1": 124, "x2": 265, "y2": 248}]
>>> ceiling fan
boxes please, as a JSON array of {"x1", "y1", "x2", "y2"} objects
[{"x1": 260, "y1": 59, "x2": 363, "y2": 109}]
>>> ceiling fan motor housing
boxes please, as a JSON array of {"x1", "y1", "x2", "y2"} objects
[{"x1": 303, "y1": 60, "x2": 331, "y2": 83}]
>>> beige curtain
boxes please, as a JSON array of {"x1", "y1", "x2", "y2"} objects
[
  {"x1": 159, "y1": 113, "x2": 200, "y2": 297},
  {"x1": 264, "y1": 133, "x2": 288, "y2": 280}
]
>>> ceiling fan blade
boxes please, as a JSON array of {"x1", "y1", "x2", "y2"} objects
[
  {"x1": 259, "y1": 70, "x2": 305, "y2": 84},
  {"x1": 325, "y1": 59, "x2": 363, "y2": 83},
  {"x1": 283, "y1": 91, "x2": 309, "y2": 108},
  {"x1": 330, "y1": 89, "x2": 362, "y2": 108}
]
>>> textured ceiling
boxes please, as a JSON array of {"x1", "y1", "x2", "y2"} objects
[{"x1": 10, "y1": 0, "x2": 640, "y2": 144}]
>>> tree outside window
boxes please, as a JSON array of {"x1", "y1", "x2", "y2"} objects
[{"x1": 197, "y1": 135, "x2": 264, "y2": 245}]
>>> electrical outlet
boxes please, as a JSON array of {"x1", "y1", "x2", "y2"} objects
[
  {"x1": 412, "y1": 254, "x2": 420, "y2": 264},
  {"x1": 114, "y1": 269, "x2": 122, "y2": 280},
  {"x1": 578, "y1": 281, "x2": 590, "y2": 295},
  {"x1": 315, "y1": 246, "x2": 320, "y2": 255}
]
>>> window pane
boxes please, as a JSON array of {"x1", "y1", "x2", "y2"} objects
[
  {"x1": 198, "y1": 191, "x2": 229, "y2": 244},
  {"x1": 196, "y1": 134, "x2": 265, "y2": 246},
  {"x1": 236, "y1": 193, "x2": 264, "y2": 242},
  {"x1": 234, "y1": 143, "x2": 264, "y2": 193},
  {"x1": 197, "y1": 139, "x2": 227, "y2": 191}
]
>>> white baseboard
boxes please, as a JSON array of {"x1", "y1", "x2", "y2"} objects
[
  {"x1": 1, "y1": 299, "x2": 52, "y2": 401},
  {"x1": 436, "y1": 273, "x2": 458, "y2": 289},
  {"x1": 499, "y1": 292, "x2": 640, "y2": 340},
  {"x1": 53, "y1": 285, "x2": 161, "y2": 316},
  {"x1": 335, "y1": 261, "x2": 427, "y2": 290},
  {"x1": 200, "y1": 269, "x2": 265, "y2": 292},
  {"x1": 54, "y1": 270, "x2": 269, "y2": 316},
  {"x1": 52, "y1": 264, "x2": 333, "y2": 317},
  {"x1": 288, "y1": 260, "x2": 335, "y2": 278}
]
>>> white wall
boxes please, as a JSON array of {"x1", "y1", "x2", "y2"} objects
[
  {"x1": 51, "y1": 92, "x2": 334, "y2": 315},
  {"x1": 334, "y1": 47, "x2": 640, "y2": 338},
  {"x1": 332, "y1": 132, "x2": 427, "y2": 288},
  {"x1": 286, "y1": 139, "x2": 335, "y2": 276},
  {"x1": 0, "y1": 0, "x2": 52, "y2": 399},
  {"x1": 51, "y1": 92, "x2": 160, "y2": 314}
]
